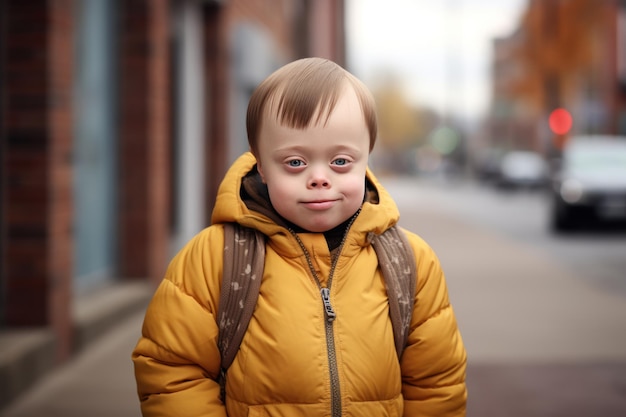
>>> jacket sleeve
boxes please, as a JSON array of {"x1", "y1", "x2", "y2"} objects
[
  {"x1": 132, "y1": 226, "x2": 227, "y2": 417},
  {"x1": 401, "y1": 230, "x2": 467, "y2": 417}
]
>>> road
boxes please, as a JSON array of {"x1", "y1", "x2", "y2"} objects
[
  {"x1": 382, "y1": 176, "x2": 626, "y2": 417},
  {"x1": 3, "y1": 175, "x2": 625, "y2": 417},
  {"x1": 388, "y1": 177, "x2": 626, "y2": 295}
]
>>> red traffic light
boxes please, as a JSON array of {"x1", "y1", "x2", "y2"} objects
[{"x1": 549, "y1": 108, "x2": 572, "y2": 135}]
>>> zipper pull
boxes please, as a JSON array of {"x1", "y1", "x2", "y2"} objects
[{"x1": 320, "y1": 287, "x2": 336, "y2": 322}]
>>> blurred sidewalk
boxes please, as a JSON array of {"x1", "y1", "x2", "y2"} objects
[
  {"x1": 0, "y1": 308, "x2": 145, "y2": 417},
  {"x1": 0, "y1": 283, "x2": 151, "y2": 417}
]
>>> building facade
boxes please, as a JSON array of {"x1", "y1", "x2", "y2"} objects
[
  {"x1": 487, "y1": 0, "x2": 626, "y2": 154},
  {"x1": 0, "y1": 0, "x2": 345, "y2": 407}
]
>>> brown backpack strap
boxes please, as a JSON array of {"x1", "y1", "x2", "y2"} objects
[
  {"x1": 217, "y1": 223, "x2": 265, "y2": 401},
  {"x1": 370, "y1": 226, "x2": 417, "y2": 359}
]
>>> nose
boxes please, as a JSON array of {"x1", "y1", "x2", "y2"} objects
[{"x1": 307, "y1": 168, "x2": 331, "y2": 189}]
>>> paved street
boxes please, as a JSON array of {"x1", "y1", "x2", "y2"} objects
[
  {"x1": 387, "y1": 176, "x2": 626, "y2": 417},
  {"x1": 2, "y1": 177, "x2": 626, "y2": 417},
  {"x1": 1, "y1": 311, "x2": 144, "y2": 417}
]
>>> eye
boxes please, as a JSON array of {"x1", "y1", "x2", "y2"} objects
[
  {"x1": 287, "y1": 159, "x2": 304, "y2": 167},
  {"x1": 332, "y1": 158, "x2": 348, "y2": 166}
]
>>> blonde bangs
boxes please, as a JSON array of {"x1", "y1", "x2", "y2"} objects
[{"x1": 247, "y1": 58, "x2": 378, "y2": 156}]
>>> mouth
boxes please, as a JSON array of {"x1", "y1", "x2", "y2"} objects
[{"x1": 301, "y1": 200, "x2": 337, "y2": 211}]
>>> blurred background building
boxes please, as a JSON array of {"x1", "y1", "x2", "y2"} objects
[
  {"x1": 354, "y1": 0, "x2": 626, "y2": 180},
  {"x1": 484, "y1": 0, "x2": 626, "y2": 158},
  {"x1": 0, "y1": 0, "x2": 345, "y2": 407}
]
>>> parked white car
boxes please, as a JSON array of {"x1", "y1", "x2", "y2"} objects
[
  {"x1": 550, "y1": 135, "x2": 626, "y2": 231},
  {"x1": 496, "y1": 150, "x2": 549, "y2": 189}
]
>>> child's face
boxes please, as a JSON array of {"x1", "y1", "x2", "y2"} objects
[{"x1": 256, "y1": 86, "x2": 370, "y2": 232}]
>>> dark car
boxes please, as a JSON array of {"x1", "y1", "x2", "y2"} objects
[{"x1": 550, "y1": 135, "x2": 626, "y2": 231}]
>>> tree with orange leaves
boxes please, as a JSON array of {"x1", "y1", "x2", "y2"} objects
[{"x1": 511, "y1": 0, "x2": 605, "y2": 113}]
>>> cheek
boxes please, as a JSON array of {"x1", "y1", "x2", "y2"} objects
[
  {"x1": 265, "y1": 180, "x2": 299, "y2": 221},
  {"x1": 264, "y1": 171, "x2": 298, "y2": 202},
  {"x1": 345, "y1": 177, "x2": 366, "y2": 200},
  {"x1": 267, "y1": 181, "x2": 289, "y2": 200},
  {"x1": 342, "y1": 167, "x2": 367, "y2": 194}
]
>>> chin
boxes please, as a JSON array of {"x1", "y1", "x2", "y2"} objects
[
  {"x1": 288, "y1": 218, "x2": 332, "y2": 233},
  {"x1": 307, "y1": 225, "x2": 334, "y2": 233},
  {"x1": 307, "y1": 219, "x2": 344, "y2": 233}
]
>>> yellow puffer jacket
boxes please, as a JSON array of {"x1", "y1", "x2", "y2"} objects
[{"x1": 132, "y1": 152, "x2": 467, "y2": 417}]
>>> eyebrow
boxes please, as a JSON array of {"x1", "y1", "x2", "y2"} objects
[{"x1": 272, "y1": 144, "x2": 364, "y2": 156}]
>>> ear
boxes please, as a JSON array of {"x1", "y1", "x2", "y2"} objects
[{"x1": 256, "y1": 162, "x2": 267, "y2": 184}]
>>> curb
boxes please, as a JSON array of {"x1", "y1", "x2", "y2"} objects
[{"x1": 0, "y1": 281, "x2": 153, "y2": 410}]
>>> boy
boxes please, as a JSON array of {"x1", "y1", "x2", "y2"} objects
[{"x1": 132, "y1": 57, "x2": 467, "y2": 416}]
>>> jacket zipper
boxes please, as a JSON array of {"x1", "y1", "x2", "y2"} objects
[{"x1": 289, "y1": 210, "x2": 360, "y2": 417}]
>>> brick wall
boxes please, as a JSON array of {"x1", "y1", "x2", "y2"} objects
[
  {"x1": 47, "y1": 0, "x2": 74, "y2": 361},
  {"x1": 228, "y1": 0, "x2": 299, "y2": 59},
  {"x1": 1, "y1": 0, "x2": 74, "y2": 360},
  {"x1": 117, "y1": 0, "x2": 171, "y2": 284}
]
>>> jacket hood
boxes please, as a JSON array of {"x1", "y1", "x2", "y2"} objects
[{"x1": 211, "y1": 152, "x2": 400, "y2": 240}]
